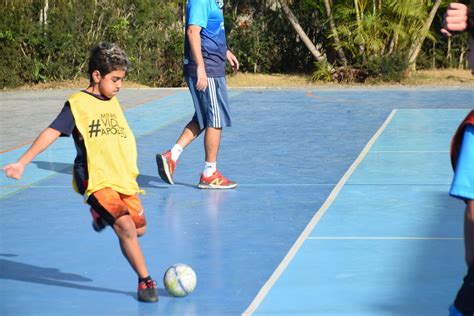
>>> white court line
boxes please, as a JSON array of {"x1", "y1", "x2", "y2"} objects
[
  {"x1": 308, "y1": 236, "x2": 462, "y2": 240},
  {"x1": 242, "y1": 109, "x2": 398, "y2": 316},
  {"x1": 371, "y1": 150, "x2": 449, "y2": 153}
]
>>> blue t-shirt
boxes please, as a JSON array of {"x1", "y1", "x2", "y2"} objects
[
  {"x1": 183, "y1": 0, "x2": 227, "y2": 77},
  {"x1": 450, "y1": 124, "x2": 474, "y2": 201}
]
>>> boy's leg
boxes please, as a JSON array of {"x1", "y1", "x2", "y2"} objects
[
  {"x1": 113, "y1": 215, "x2": 149, "y2": 278},
  {"x1": 113, "y1": 215, "x2": 158, "y2": 303},
  {"x1": 88, "y1": 188, "x2": 157, "y2": 302},
  {"x1": 121, "y1": 192, "x2": 147, "y2": 237}
]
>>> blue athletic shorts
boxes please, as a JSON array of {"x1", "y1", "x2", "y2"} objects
[
  {"x1": 185, "y1": 76, "x2": 232, "y2": 129},
  {"x1": 450, "y1": 125, "x2": 474, "y2": 201}
]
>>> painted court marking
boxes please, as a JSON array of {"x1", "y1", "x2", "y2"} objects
[
  {"x1": 307, "y1": 237, "x2": 462, "y2": 240},
  {"x1": 242, "y1": 109, "x2": 397, "y2": 315}
]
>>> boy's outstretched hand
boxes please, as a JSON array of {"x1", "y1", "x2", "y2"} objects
[{"x1": 3, "y1": 163, "x2": 25, "y2": 180}]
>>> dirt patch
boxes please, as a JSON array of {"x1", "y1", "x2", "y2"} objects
[
  {"x1": 402, "y1": 69, "x2": 474, "y2": 86},
  {"x1": 227, "y1": 70, "x2": 474, "y2": 88},
  {"x1": 3, "y1": 69, "x2": 473, "y2": 90},
  {"x1": 4, "y1": 77, "x2": 149, "y2": 91}
]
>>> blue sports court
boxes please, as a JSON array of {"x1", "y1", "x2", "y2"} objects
[{"x1": 0, "y1": 87, "x2": 473, "y2": 315}]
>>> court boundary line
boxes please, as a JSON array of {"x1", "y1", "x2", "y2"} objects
[
  {"x1": 242, "y1": 109, "x2": 397, "y2": 316},
  {"x1": 371, "y1": 150, "x2": 449, "y2": 153},
  {"x1": 307, "y1": 236, "x2": 462, "y2": 240}
]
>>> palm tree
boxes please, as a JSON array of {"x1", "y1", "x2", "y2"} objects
[
  {"x1": 324, "y1": 0, "x2": 348, "y2": 66},
  {"x1": 276, "y1": 0, "x2": 326, "y2": 63},
  {"x1": 407, "y1": 0, "x2": 442, "y2": 70}
]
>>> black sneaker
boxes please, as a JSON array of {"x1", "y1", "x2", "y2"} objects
[
  {"x1": 137, "y1": 279, "x2": 159, "y2": 303},
  {"x1": 90, "y1": 208, "x2": 106, "y2": 232},
  {"x1": 454, "y1": 267, "x2": 474, "y2": 315}
]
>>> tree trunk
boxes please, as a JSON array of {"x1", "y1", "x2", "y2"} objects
[
  {"x1": 324, "y1": 0, "x2": 348, "y2": 66},
  {"x1": 447, "y1": 36, "x2": 452, "y2": 67},
  {"x1": 354, "y1": 0, "x2": 361, "y2": 26},
  {"x1": 353, "y1": 0, "x2": 365, "y2": 56},
  {"x1": 277, "y1": 0, "x2": 326, "y2": 62},
  {"x1": 407, "y1": 0, "x2": 442, "y2": 70},
  {"x1": 40, "y1": 0, "x2": 48, "y2": 33},
  {"x1": 432, "y1": 40, "x2": 435, "y2": 69},
  {"x1": 458, "y1": 45, "x2": 465, "y2": 69}
]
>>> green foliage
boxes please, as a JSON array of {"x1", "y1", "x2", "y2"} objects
[
  {"x1": 0, "y1": 0, "x2": 185, "y2": 88},
  {"x1": 0, "y1": 0, "x2": 468, "y2": 88},
  {"x1": 362, "y1": 52, "x2": 409, "y2": 82},
  {"x1": 312, "y1": 60, "x2": 332, "y2": 82}
]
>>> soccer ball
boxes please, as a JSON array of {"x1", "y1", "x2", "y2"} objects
[{"x1": 163, "y1": 263, "x2": 197, "y2": 297}]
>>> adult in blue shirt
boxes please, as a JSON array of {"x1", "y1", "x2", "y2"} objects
[{"x1": 156, "y1": 0, "x2": 239, "y2": 189}]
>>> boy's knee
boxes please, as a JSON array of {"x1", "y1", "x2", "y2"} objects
[
  {"x1": 137, "y1": 226, "x2": 147, "y2": 237},
  {"x1": 114, "y1": 215, "x2": 136, "y2": 237}
]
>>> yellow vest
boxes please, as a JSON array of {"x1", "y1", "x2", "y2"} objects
[{"x1": 69, "y1": 91, "x2": 140, "y2": 197}]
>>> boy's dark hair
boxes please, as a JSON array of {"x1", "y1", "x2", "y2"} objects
[{"x1": 88, "y1": 42, "x2": 130, "y2": 82}]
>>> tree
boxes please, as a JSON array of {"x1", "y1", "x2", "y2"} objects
[
  {"x1": 276, "y1": 0, "x2": 326, "y2": 62},
  {"x1": 324, "y1": 0, "x2": 347, "y2": 66},
  {"x1": 407, "y1": 0, "x2": 442, "y2": 70}
]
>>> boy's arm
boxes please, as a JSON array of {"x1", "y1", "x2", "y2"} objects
[{"x1": 2, "y1": 127, "x2": 61, "y2": 180}]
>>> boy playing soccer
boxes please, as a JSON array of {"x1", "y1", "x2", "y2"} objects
[{"x1": 2, "y1": 42, "x2": 158, "y2": 303}]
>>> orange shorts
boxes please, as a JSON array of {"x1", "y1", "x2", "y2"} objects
[{"x1": 87, "y1": 187, "x2": 146, "y2": 229}]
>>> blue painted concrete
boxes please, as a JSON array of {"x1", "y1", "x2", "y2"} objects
[
  {"x1": 253, "y1": 239, "x2": 463, "y2": 316},
  {"x1": 0, "y1": 90, "x2": 242, "y2": 198},
  {"x1": 253, "y1": 108, "x2": 470, "y2": 316},
  {"x1": 1, "y1": 89, "x2": 473, "y2": 315}
]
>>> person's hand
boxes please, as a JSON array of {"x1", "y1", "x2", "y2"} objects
[
  {"x1": 441, "y1": 2, "x2": 468, "y2": 36},
  {"x1": 196, "y1": 65, "x2": 208, "y2": 91},
  {"x1": 227, "y1": 50, "x2": 239, "y2": 71},
  {"x1": 2, "y1": 162, "x2": 25, "y2": 180}
]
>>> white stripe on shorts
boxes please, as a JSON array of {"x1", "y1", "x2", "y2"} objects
[{"x1": 207, "y1": 78, "x2": 221, "y2": 128}]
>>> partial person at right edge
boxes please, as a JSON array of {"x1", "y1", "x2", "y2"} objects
[
  {"x1": 441, "y1": 2, "x2": 474, "y2": 316},
  {"x1": 156, "y1": 0, "x2": 239, "y2": 190}
]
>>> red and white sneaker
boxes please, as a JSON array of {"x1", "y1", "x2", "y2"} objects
[
  {"x1": 137, "y1": 278, "x2": 158, "y2": 303},
  {"x1": 156, "y1": 150, "x2": 177, "y2": 185},
  {"x1": 198, "y1": 170, "x2": 237, "y2": 189}
]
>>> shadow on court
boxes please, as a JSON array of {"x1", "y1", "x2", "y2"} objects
[
  {"x1": 0, "y1": 257, "x2": 134, "y2": 298},
  {"x1": 0, "y1": 255, "x2": 172, "y2": 298}
]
